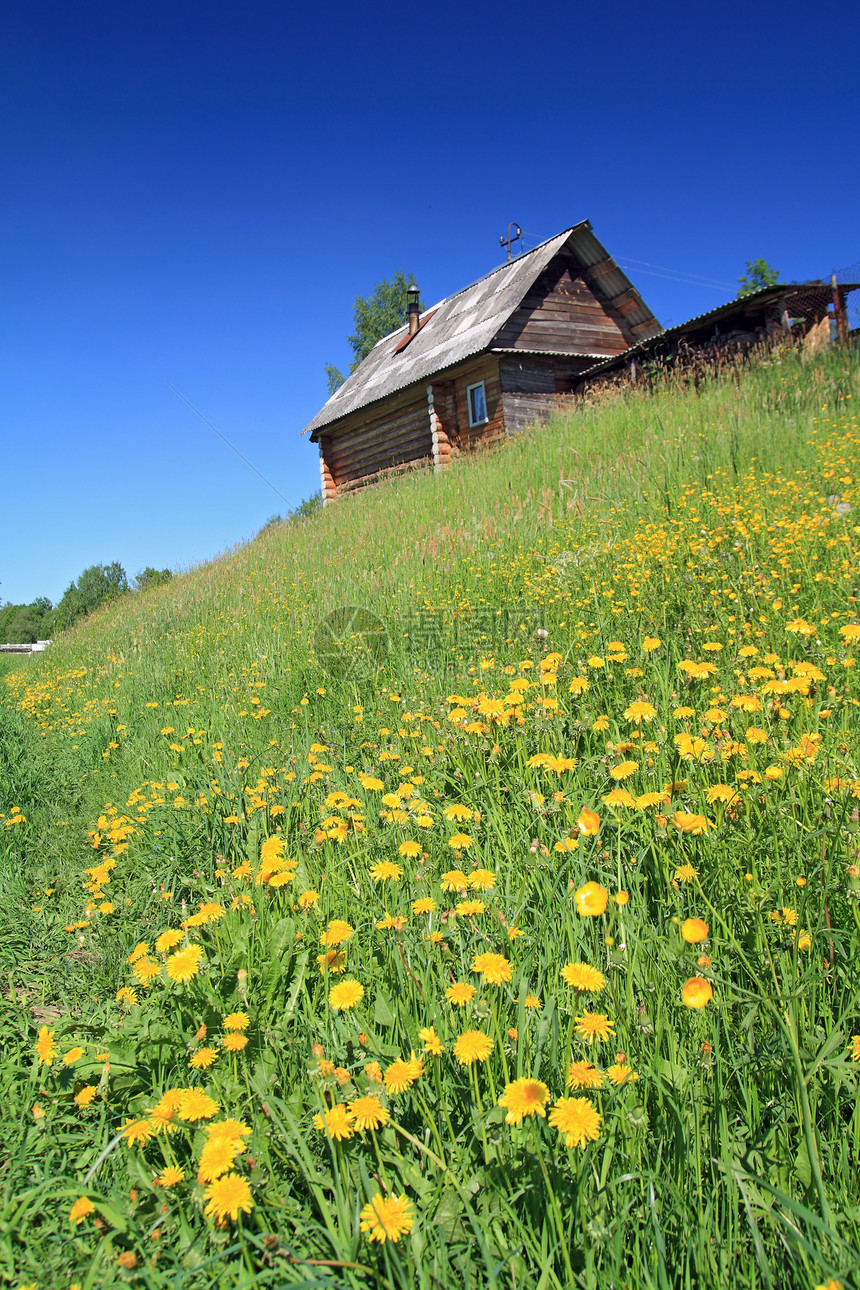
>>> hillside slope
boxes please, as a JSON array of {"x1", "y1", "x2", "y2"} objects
[{"x1": 2, "y1": 345, "x2": 859, "y2": 1289}]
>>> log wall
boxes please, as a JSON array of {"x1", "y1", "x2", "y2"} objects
[{"x1": 321, "y1": 390, "x2": 433, "y2": 496}]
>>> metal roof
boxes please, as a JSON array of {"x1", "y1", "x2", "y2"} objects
[{"x1": 305, "y1": 221, "x2": 660, "y2": 439}]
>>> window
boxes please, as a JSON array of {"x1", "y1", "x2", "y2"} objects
[{"x1": 467, "y1": 381, "x2": 488, "y2": 427}]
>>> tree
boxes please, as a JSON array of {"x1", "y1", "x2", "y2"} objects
[
  {"x1": 325, "y1": 272, "x2": 422, "y2": 391},
  {"x1": 738, "y1": 259, "x2": 780, "y2": 298},
  {"x1": 324, "y1": 363, "x2": 346, "y2": 396},
  {"x1": 135, "y1": 567, "x2": 173, "y2": 592},
  {"x1": 54, "y1": 562, "x2": 129, "y2": 632}
]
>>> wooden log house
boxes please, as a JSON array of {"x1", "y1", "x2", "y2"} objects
[{"x1": 304, "y1": 221, "x2": 662, "y2": 501}]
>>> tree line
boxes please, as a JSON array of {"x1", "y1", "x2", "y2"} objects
[{"x1": 0, "y1": 563, "x2": 173, "y2": 644}]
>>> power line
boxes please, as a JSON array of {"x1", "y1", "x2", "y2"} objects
[
  {"x1": 615, "y1": 256, "x2": 735, "y2": 290},
  {"x1": 162, "y1": 378, "x2": 292, "y2": 508}
]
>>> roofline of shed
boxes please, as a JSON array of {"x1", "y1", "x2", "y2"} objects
[{"x1": 577, "y1": 280, "x2": 857, "y2": 381}]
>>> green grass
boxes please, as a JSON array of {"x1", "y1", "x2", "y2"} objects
[{"x1": 1, "y1": 342, "x2": 860, "y2": 1288}]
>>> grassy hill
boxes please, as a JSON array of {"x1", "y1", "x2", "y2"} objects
[{"x1": 2, "y1": 344, "x2": 860, "y2": 1288}]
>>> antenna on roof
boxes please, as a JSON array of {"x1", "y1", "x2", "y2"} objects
[{"x1": 500, "y1": 223, "x2": 523, "y2": 262}]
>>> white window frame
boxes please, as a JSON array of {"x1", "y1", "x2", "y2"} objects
[{"x1": 467, "y1": 380, "x2": 488, "y2": 427}]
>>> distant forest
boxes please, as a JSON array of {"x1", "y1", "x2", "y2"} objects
[{"x1": 0, "y1": 563, "x2": 172, "y2": 643}]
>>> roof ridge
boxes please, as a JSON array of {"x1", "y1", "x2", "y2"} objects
[{"x1": 372, "y1": 223, "x2": 588, "y2": 350}]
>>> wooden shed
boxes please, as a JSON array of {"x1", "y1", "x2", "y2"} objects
[{"x1": 305, "y1": 221, "x2": 662, "y2": 501}]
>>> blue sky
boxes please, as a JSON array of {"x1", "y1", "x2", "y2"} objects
[{"x1": 2, "y1": 0, "x2": 858, "y2": 605}]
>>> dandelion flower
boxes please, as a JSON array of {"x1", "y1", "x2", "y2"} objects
[
  {"x1": 320, "y1": 919, "x2": 353, "y2": 947},
  {"x1": 399, "y1": 840, "x2": 422, "y2": 857},
  {"x1": 445, "y1": 981, "x2": 476, "y2": 1007},
  {"x1": 453, "y1": 1030, "x2": 494, "y2": 1065},
  {"x1": 419, "y1": 1026, "x2": 443, "y2": 1055},
  {"x1": 298, "y1": 889, "x2": 319, "y2": 908},
  {"x1": 574, "y1": 1012, "x2": 615, "y2": 1044},
  {"x1": 384, "y1": 1054, "x2": 424, "y2": 1094},
  {"x1": 177, "y1": 1089, "x2": 220, "y2": 1121},
  {"x1": 329, "y1": 979, "x2": 364, "y2": 1010},
  {"x1": 222, "y1": 1011, "x2": 250, "y2": 1031},
  {"x1": 576, "y1": 807, "x2": 600, "y2": 836},
  {"x1": 412, "y1": 897, "x2": 437, "y2": 915},
  {"x1": 206, "y1": 1118, "x2": 252, "y2": 1147},
  {"x1": 203, "y1": 1173, "x2": 253, "y2": 1223},
  {"x1": 549, "y1": 1096, "x2": 602, "y2": 1149},
  {"x1": 456, "y1": 899, "x2": 486, "y2": 916},
  {"x1": 681, "y1": 977, "x2": 713, "y2": 1009},
  {"x1": 69, "y1": 1196, "x2": 95, "y2": 1225},
  {"x1": 222, "y1": 1032, "x2": 248, "y2": 1052},
  {"x1": 441, "y1": 869, "x2": 469, "y2": 891},
  {"x1": 348, "y1": 1095, "x2": 389, "y2": 1132},
  {"x1": 75, "y1": 1085, "x2": 97, "y2": 1107},
  {"x1": 605, "y1": 1063, "x2": 638, "y2": 1085},
  {"x1": 681, "y1": 918, "x2": 708, "y2": 944},
  {"x1": 674, "y1": 864, "x2": 699, "y2": 883},
  {"x1": 849, "y1": 1036, "x2": 860, "y2": 1062},
  {"x1": 133, "y1": 956, "x2": 161, "y2": 985},
  {"x1": 370, "y1": 860, "x2": 402, "y2": 882},
  {"x1": 154, "y1": 1166, "x2": 185, "y2": 1187},
  {"x1": 566, "y1": 1060, "x2": 604, "y2": 1089},
  {"x1": 62, "y1": 1046, "x2": 84, "y2": 1066},
  {"x1": 560, "y1": 963, "x2": 605, "y2": 992},
  {"x1": 312, "y1": 1104, "x2": 355, "y2": 1141},
  {"x1": 468, "y1": 868, "x2": 496, "y2": 890},
  {"x1": 448, "y1": 833, "x2": 473, "y2": 850},
  {"x1": 672, "y1": 811, "x2": 712, "y2": 835},
  {"x1": 155, "y1": 929, "x2": 184, "y2": 954},
  {"x1": 122, "y1": 1117, "x2": 155, "y2": 1146},
  {"x1": 471, "y1": 952, "x2": 512, "y2": 985},
  {"x1": 191, "y1": 1047, "x2": 220, "y2": 1070},
  {"x1": 359, "y1": 1193, "x2": 415, "y2": 1244},
  {"x1": 573, "y1": 882, "x2": 609, "y2": 917},
  {"x1": 498, "y1": 1078, "x2": 550, "y2": 1124},
  {"x1": 35, "y1": 1026, "x2": 57, "y2": 1066},
  {"x1": 198, "y1": 1137, "x2": 242, "y2": 1182},
  {"x1": 166, "y1": 944, "x2": 204, "y2": 983},
  {"x1": 611, "y1": 761, "x2": 639, "y2": 781}
]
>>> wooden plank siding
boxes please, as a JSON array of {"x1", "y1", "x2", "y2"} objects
[
  {"x1": 498, "y1": 355, "x2": 593, "y2": 435},
  {"x1": 492, "y1": 254, "x2": 635, "y2": 355}
]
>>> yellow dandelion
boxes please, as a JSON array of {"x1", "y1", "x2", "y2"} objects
[
  {"x1": 329, "y1": 979, "x2": 364, "y2": 1010},
  {"x1": 549, "y1": 1096, "x2": 602, "y2": 1149},
  {"x1": 453, "y1": 1030, "x2": 494, "y2": 1065},
  {"x1": 445, "y1": 981, "x2": 476, "y2": 1007},
  {"x1": 573, "y1": 882, "x2": 609, "y2": 917},
  {"x1": 312, "y1": 1104, "x2": 355, "y2": 1141},
  {"x1": 348, "y1": 1095, "x2": 390, "y2": 1132},
  {"x1": 566, "y1": 1060, "x2": 604, "y2": 1089},
  {"x1": 359, "y1": 1192, "x2": 415, "y2": 1244},
  {"x1": 498, "y1": 1078, "x2": 550, "y2": 1124},
  {"x1": 471, "y1": 952, "x2": 512, "y2": 985},
  {"x1": 560, "y1": 963, "x2": 605, "y2": 992},
  {"x1": 574, "y1": 1012, "x2": 615, "y2": 1044},
  {"x1": 681, "y1": 977, "x2": 713, "y2": 1008},
  {"x1": 165, "y1": 944, "x2": 204, "y2": 983},
  {"x1": 69, "y1": 1196, "x2": 95, "y2": 1225},
  {"x1": 203, "y1": 1172, "x2": 253, "y2": 1223},
  {"x1": 35, "y1": 1026, "x2": 57, "y2": 1066}
]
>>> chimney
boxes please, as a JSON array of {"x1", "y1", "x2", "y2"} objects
[{"x1": 407, "y1": 283, "x2": 420, "y2": 336}]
